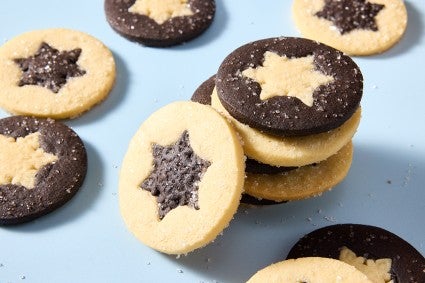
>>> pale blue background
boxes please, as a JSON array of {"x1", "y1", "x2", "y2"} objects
[{"x1": 0, "y1": 1, "x2": 424, "y2": 282}]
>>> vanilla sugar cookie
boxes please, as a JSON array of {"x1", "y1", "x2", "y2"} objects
[
  {"x1": 104, "y1": 0, "x2": 215, "y2": 47},
  {"x1": 119, "y1": 101, "x2": 245, "y2": 254},
  {"x1": 0, "y1": 116, "x2": 87, "y2": 225},
  {"x1": 287, "y1": 224, "x2": 425, "y2": 283},
  {"x1": 0, "y1": 28, "x2": 116, "y2": 119},
  {"x1": 246, "y1": 257, "x2": 372, "y2": 283},
  {"x1": 244, "y1": 141, "x2": 353, "y2": 202},
  {"x1": 216, "y1": 37, "x2": 363, "y2": 137},
  {"x1": 212, "y1": 89, "x2": 361, "y2": 167},
  {"x1": 292, "y1": 0, "x2": 408, "y2": 55}
]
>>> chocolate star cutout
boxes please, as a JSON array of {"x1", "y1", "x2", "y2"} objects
[
  {"x1": 315, "y1": 0, "x2": 385, "y2": 35},
  {"x1": 141, "y1": 131, "x2": 211, "y2": 220},
  {"x1": 14, "y1": 42, "x2": 86, "y2": 93}
]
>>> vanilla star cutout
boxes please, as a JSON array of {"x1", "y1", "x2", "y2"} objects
[
  {"x1": 0, "y1": 132, "x2": 58, "y2": 189},
  {"x1": 242, "y1": 51, "x2": 335, "y2": 107},
  {"x1": 129, "y1": 0, "x2": 193, "y2": 25},
  {"x1": 339, "y1": 246, "x2": 393, "y2": 283}
]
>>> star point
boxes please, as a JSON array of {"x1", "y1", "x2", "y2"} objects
[{"x1": 242, "y1": 51, "x2": 334, "y2": 107}]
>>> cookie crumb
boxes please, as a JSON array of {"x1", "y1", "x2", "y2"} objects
[{"x1": 177, "y1": 269, "x2": 183, "y2": 273}]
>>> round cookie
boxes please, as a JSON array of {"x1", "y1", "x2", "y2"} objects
[
  {"x1": 292, "y1": 0, "x2": 408, "y2": 56},
  {"x1": 211, "y1": 89, "x2": 361, "y2": 167},
  {"x1": 0, "y1": 116, "x2": 87, "y2": 225},
  {"x1": 104, "y1": 0, "x2": 215, "y2": 47},
  {"x1": 216, "y1": 37, "x2": 363, "y2": 137},
  {"x1": 287, "y1": 224, "x2": 425, "y2": 283},
  {"x1": 0, "y1": 28, "x2": 116, "y2": 119},
  {"x1": 246, "y1": 257, "x2": 372, "y2": 283},
  {"x1": 119, "y1": 101, "x2": 245, "y2": 254},
  {"x1": 244, "y1": 141, "x2": 353, "y2": 202}
]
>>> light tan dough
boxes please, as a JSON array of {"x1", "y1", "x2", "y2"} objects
[
  {"x1": 119, "y1": 101, "x2": 245, "y2": 255},
  {"x1": 211, "y1": 89, "x2": 360, "y2": 167},
  {"x1": 247, "y1": 257, "x2": 372, "y2": 283},
  {"x1": 0, "y1": 28, "x2": 116, "y2": 119},
  {"x1": 244, "y1": 141, "x2": 353, "y2": 202},
  {"x1": 292, "y1": 0, "x2": 408, "y2": 56}
]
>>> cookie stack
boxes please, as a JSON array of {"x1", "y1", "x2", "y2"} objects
[{"x1": 193, "y1": 37, "x2": 363, "y2": 203}]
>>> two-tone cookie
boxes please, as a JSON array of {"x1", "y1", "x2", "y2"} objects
[
  {"x1": 119, "y1": 101, "x2": 245, "y2": 254},
  {"x1": 0, "y1": 116, "x2": 87, "y2": 225},
  {"x1": 0, "y1": 28, "x2": 116, "y2": 119},
  {"x1": 104, "y1": 0, "x2": 215, "y2": 47},
  {"x1": 292, "y1": 0, "x2": 408, "y2": 55},
  {"x1": 196, "y1": 37, "x2": 363, "y2": 202},
  {"x1": 287, "y1": 224, "x2": 425, "y2": 283}
]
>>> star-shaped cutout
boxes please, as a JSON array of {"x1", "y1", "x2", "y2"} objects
[
  {"x1": 129, "y1": 0, "x2": 194, "y2": 25},
  {"x1": 14, "y1": 42, "x2": 86, "y2": 93},
  {"x1": 315, "y1": 0, "x2": 385, "y2": 35},
  {"x1": 0, "y1": 132, "x2": 58, "y2": 189},
  {"x1": 242, "y1": 51, "x2": 334, "y2": 107},
  {"x1": 339, "y1": 246, "x2": 392, "y2": 282},
  {"x1": 140, "y1": 131, "x2": 211, "y2": 220}
]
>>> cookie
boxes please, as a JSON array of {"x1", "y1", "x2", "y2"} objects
[
  {"x1": 211, "y1": 89, "x2": 361, "y2": 167},
  {"x1": 0, "y1": 28, "x2": 116, "y2": 119},
  {"x1": 244, "y1": 141, "x2": 353, "y2": 202},
  {"x1": 0, "y1": 116, "x2": 87, "y2": 225},
  {"x1": 287, "y1": 224, "x2": 425, "y2": 283},
  {"x1": 104, "y1": 0, "x2": 215, "y2": 47},
  {"x1": 292, "y1": 0, "x2": 408, "y2": 56},
  {"x1": 119, "y1": 101, "x2": 245, "y2": 254},
  {"x1": 246, "y1": 257, "x2": 372, "y2": 283},
  {"x1": 216, "y1": 37, "x2": 363, "y2": 137}
]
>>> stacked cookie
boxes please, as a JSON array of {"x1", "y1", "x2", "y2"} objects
[{"x1": 193, "y1": 37, "x2": 363, "y2": 203}]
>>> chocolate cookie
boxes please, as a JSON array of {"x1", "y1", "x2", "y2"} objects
[
  {"x1": 0, "y1": 116, "x2": 87, "y2": 225},
  {"x1": 104, "y1": 0, "x2": 215, "y2": 47},
  {"x1": 119, "y1": 101, "x2": 245, "y2": 254},
  {"x1": 287, "y1": 224, "x2": 425, "y2": 283},
  {"x1": 216, "y1": 37, "x2": 363, "y2": 137},
  {"x1": 0, "y1": 28, "x2": 116, "y2": 119}
]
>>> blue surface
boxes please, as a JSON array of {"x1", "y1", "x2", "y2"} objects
[{"x1": 0, "y1": 1, "x2": 424, "y2": 282}]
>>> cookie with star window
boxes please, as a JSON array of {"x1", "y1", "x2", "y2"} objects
[
  {"x1": 0, "y1": 116, "x2": 87, "y2": 225},
  {"x1": 286, "y1": 224, "x2": 425, "y2": 283},
  {"x1": 0, "y1": 28, "x2": 116, "y2": 119},
  {"x1": 104, "y1": 0, "x2": 215, "y2": 47},
  {"x1": 119, "y1": 101, "x2": 245, "y2": 254},
  {"x1": 292, "y1": 0, "x2": 408, "y2": 55},
  {"x1": 216, "y1": 37, "x2": 363, "y2": 137}
]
